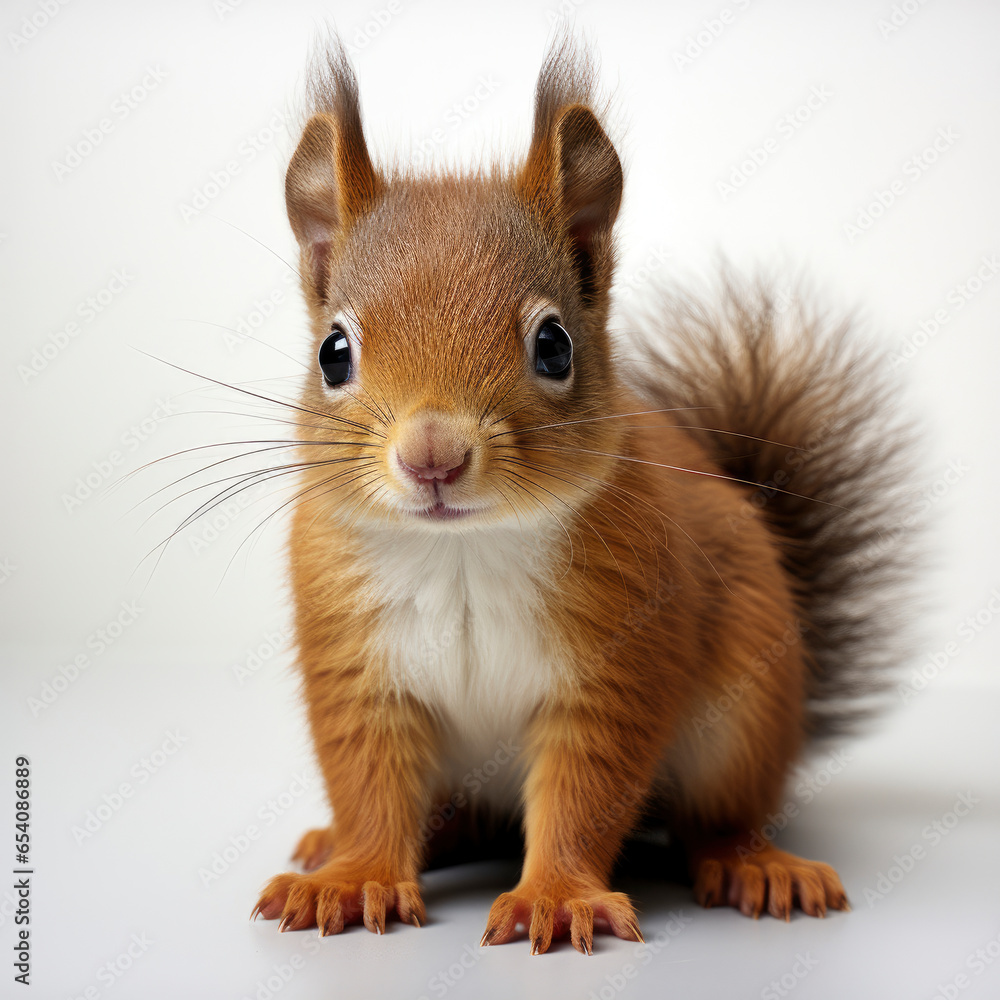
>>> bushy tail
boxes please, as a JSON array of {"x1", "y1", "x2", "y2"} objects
[{"x1": 628, "y1": 276, "x2": 918, "y2": 739}]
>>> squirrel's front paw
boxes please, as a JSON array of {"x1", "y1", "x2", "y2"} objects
[
  {"x1": 251, "y1": 866, "x2": 424, "y2": 935},
  {"x1": 482, "y1": 880, "x2": 643, "y2": 955}
]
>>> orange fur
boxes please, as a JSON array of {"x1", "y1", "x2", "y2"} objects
[{"x1": 249, "y1": 37, "x2": 912, "y2": 952}]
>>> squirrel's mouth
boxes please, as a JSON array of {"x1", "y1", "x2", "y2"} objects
[{"x1": 417, "y1": 502, "x2": 474, "y2": 521}]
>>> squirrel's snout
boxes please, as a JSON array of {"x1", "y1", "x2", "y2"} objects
[
  {"x1": 392, "y1": 411, "x2": 475, "y2": 490},
  {"x1": 396, "y1": 450, "x2": 469, "y2": 485}
]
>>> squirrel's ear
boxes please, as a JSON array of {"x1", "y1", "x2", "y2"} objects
[
  {"x1": 285, "y1": 50, "x2": 381, "y2": 300},
  {"x1": 521, "y1": 47, "x2": 622, "y2": 302},
  {"x1": 549, "y1": 104, "x2": 622, "y2": 264}
]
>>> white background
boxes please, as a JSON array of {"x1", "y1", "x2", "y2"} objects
[{"x1": 2, "y1": 0, "x2": 999, "y2": 998}]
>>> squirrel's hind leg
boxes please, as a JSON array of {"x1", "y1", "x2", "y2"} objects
[{"x1": 663, "y1": 699, "x2": 850, "y2": 920}]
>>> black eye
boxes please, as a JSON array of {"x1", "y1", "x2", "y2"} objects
[
  {"x1": 535, "y1": 319, "x2": 572, "y2": 378},
  {"x1": 319, "y1": 325, "x2": 351, "y2": 386}
]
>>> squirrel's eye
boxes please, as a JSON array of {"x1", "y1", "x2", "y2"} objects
[
  {"x1": 319, "y1": 325, "x2": 351, "y2": 386},
  {"x1": 535, "y1": 320, "x2": 573, "y2": 377}
]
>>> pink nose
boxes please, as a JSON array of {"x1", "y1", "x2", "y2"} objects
[{"x1": 397, "y1": 450, "x2": 468, "y2": 485}]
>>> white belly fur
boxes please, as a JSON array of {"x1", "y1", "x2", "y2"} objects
[{"x1": 358, "y1": 523, "x2": 566, "y2": 809}]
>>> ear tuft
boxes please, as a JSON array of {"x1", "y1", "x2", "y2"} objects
[
  {"x1": 286, "y1": 38, "x2": 382, "y2": 300},
  {"x1": 529, "y1": 33, "x2": 599, "y2": 153}
]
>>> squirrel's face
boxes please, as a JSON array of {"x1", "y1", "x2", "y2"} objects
[
  {"x1": 284, "y1": 50, "x2": 625, "y2": 532},
  {"x1": 295, "y1": 182, "x2": 628, "y2": 531}
]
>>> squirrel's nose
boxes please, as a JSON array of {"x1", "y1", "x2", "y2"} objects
[
  {"x1": 396, "y1": 449, "x2": 469, "y2": 485},
  {"x1": 394, "y1": 411, "x2": 472, "y2": 486}
]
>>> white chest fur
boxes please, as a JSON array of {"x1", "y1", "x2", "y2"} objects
[{"x1": 358, "y1": 523, "x2": 566, "y2": 801}]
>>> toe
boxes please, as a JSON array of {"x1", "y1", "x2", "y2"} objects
[
  {"x1": 253, "y1": 873, "x2": 295, "y2": 921},
  {"x1": 529, "y1": 898, "x2": 556, "y2": 955},
  {"x1": 291, "y1": 828, "x2": 334, "y2": 872},
  {"x1": 765, "y1": 864, "x2": 793, "y2": 921},
  {"x1": 694, "y1": 858, "x2": 726, "y2": 909},
  {"x1": 569, "y1": 900, "x2": 594, "y2": 955},
  {"x1": 362, "y1": 881, "x2": 389, "y2": 934},
  {"x1": 481, "y1": 892, "x2": 522, "y2": 947},
  {"x1": 734, "y1": 865, "x2": 766, "y2": 919},
  {"x1": 792, "y1": 867, "x2": 827, "y2": 918},
  {"x1": 395, "y1": 881, "x2": 425, "y2": 926},
  {"x1": 593, "y1": 891, "x2": 643, "y2": 942},
  {"x1": 282, "y1": 881, "x2": 321, "y2": 931},
  {"x1": 816, "y1": 864, "x2": 850, "y2": 911},
  {"x1": 315, "y1": 885, "x2": 346, "y2": 937}
]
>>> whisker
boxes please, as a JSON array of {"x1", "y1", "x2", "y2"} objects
[
  {"x1": 210, "y1": 216, "x2": 303, "y2": 280},
  {"x1": 339, "y1": 473, "x2": 396, "y2": 534},
  {"x1": 485, "y1": 400, "x2": 536, "y2": 430},
  {"x1": 163, "y1": 408, "x2": 376, "y2": 436},
  {"x1": 494, "y1": 472, "x2": 577, "y2": 581},
  {"x1": 488, "y1": 405, "x2": 720, "y2": 440},
  {"x1": 347, "y1": 378, "x2": 396, "y2": 428},
  {"x1": 230, "y1": 374, "x2": 312, "y2": 386},
  {"x1": 177, "y1": 318, "x2": 312, "y2": 371},
  {"x1": 118, "y1": 439, "x2": 379, "y2": 504},
  {"x1": 503, "y1": 470, "x2": 589, "y2": 575},
  {"x1": 494, "y1": 442, "x2": 671, "y2": 540},
  {"x1": 225, "y1": 466, "x2": 383, "y2": 569},
  {"x1": 141, "y1": 456, "x2": 378, "y2": 525},
  {"x1": 499, "y1": 465, "x2": 631, "y2": 615},
  {"x1": 334, "y1": 287, "x2": 397, "y2": 425},
  {"x1": 140, "y1": 458, "x2": 377, "y2": 570},
  {"x1": 298, "y1": 469, "x2": 384, "y2": 538},
  {"x1": 516, "y1": 443, "x2": 856, "y2": 518},
  {"x1": 497, "y1": 453, "x2": 657, "y2": 539},
  {"x1": 131, "y1": 349, "x2": 386, "y2": 438},
  {"x1": 206, "y1": 465, "x2": 385, "y2": 588},
  {"x1": 478, "y1": 377, "x2": 518, "y2": 428},
  {"x1": 494, "y1": 447, "x2": 737, "y2": 598},
  {"x1": 340, "y1": 384, "x2": 391, "y2": 430},
  {"x1": 538, "y1": 459, "x2": 733, "y2": 596},
  {"x1": 496, "y1": 456, "x2": 654, "y2": 591},
  {"x1": 488, "y1": 476, "x2": 527, "y2": 532},
  {"x1": 151, "y1": 456, "x2": 376, "y2": 543}
]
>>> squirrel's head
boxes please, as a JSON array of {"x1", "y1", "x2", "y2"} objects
[{"x1": 285, "y1": 38, "x2": 628, "y2": 532}]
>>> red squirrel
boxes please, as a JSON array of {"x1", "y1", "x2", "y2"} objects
[{"x1": 250, "y1": 37, "x2": 911, "y2": 954}]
